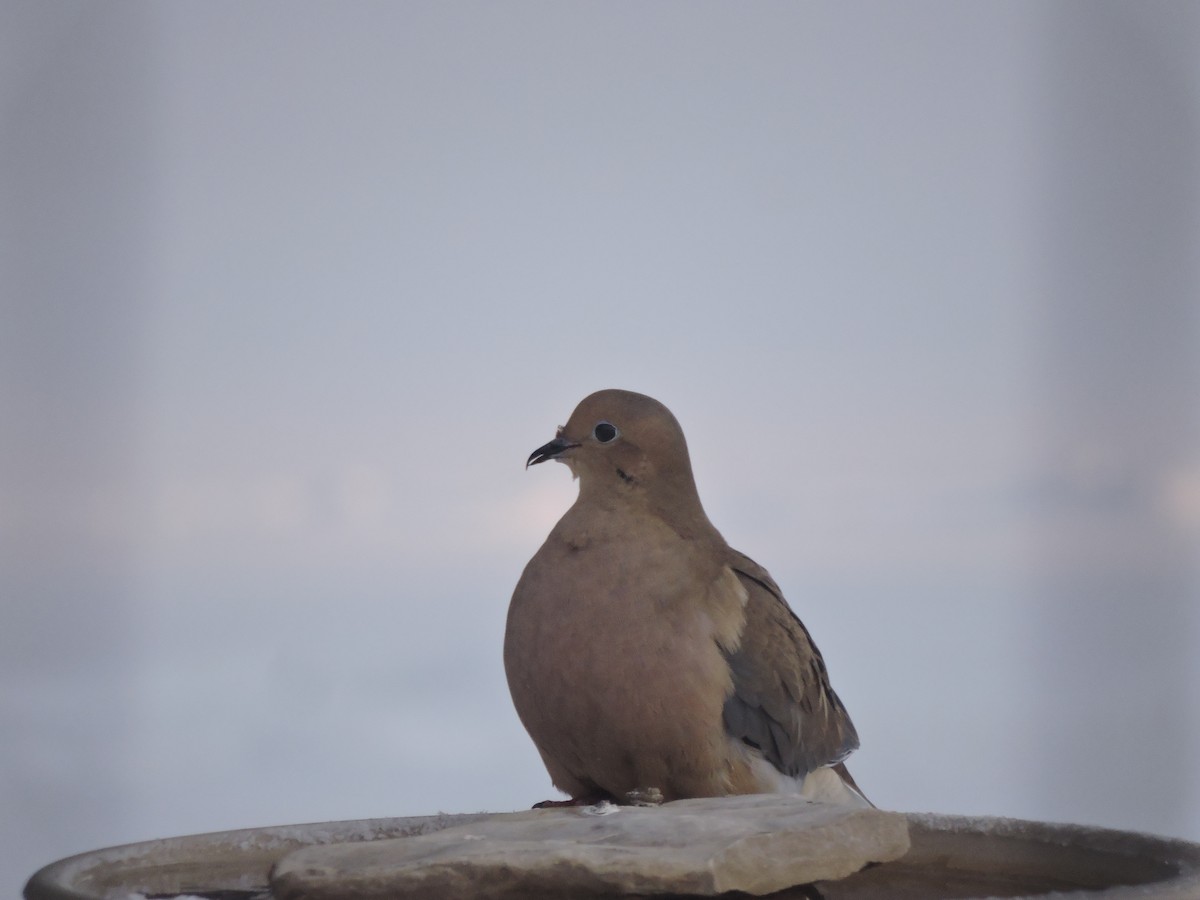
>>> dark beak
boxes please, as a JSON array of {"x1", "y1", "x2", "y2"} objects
[{"x1": 527, "y1": 437, "x2": 579, "y2": 468}]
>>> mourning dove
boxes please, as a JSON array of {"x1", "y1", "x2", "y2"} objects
[{"x1": 504, "y1": 389, "x2": 870, "y2": 808}]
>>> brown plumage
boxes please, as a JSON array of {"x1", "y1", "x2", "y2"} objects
[{"x1": 504, "y1": 389, "x2": 868, "y2": 807}]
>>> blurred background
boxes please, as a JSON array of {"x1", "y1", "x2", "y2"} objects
[{"x1": 2, "y1": 2, "x2": 1197, "y2": 895}]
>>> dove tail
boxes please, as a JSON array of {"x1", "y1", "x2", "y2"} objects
[{"x1": 832, "y1": 762, "x2": 874, "y2": 808}]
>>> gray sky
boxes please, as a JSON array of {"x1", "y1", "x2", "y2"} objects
[{"x1": 3, "y1": 3, "x2": 1198, "y2": 895}]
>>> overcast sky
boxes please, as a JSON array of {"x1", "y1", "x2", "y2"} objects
[{"x1": 2, "y1": 3, "x2": 1198, "y2": 896}]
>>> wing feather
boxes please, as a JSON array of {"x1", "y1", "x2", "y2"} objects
[{"x1": 720, "y1": 550, "x2": 860, "y2": 777}]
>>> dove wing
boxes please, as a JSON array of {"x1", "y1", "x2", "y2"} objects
[{"x1": 720, "y1": 551, "x2": 860, "y2": 778}]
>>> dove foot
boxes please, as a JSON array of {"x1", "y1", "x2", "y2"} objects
[
  {"x1": 532, "y1": 790, "x2": 615, "y2": 809},
  {"x1": 624, "y1": 787, "x2": 665, "y2": 806}
]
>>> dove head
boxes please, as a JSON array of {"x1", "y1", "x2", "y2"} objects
[{"x1": 527, "y1": 389, "x2": 712, "y2": 528}]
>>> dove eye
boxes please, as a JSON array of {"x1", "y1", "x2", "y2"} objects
[{"x1": 593, "y1": 421, "x2": 619, "y2": 443}]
